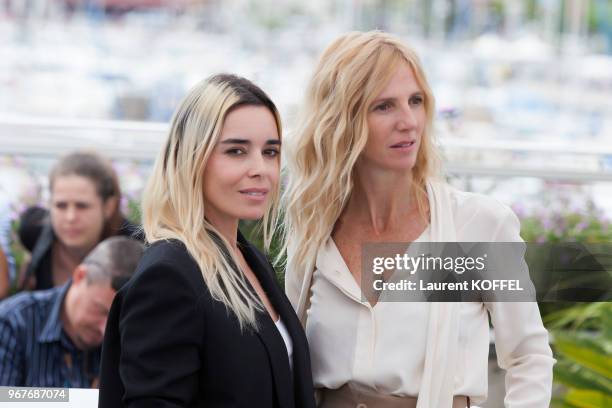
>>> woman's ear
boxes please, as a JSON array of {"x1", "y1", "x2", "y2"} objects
[{"x1": 103, "y1": 196, "x2": 119, "y2": 219}]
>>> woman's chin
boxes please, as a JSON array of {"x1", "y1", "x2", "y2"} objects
[{"x1": 239, "y1": 211, "x2": 266, "y2": 221}]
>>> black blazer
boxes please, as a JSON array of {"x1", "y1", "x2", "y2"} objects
[{"x1": 98, "y1": 232, "x2": 315, "y2": 408}]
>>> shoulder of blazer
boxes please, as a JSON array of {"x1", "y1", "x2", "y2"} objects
[
  {"x1": 127, "y1": 239, "x2": 206, "y2": 298},
  {"x1": 139, "y1": 239, "x2": 194, "y2": 268}
]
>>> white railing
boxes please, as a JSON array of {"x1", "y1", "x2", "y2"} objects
[
  {"x1": 1, "y1": 115, "x2": 612, "y2": 182},
  {"x1": 0, "y1": 116, "x2": 167, "y2": 161}
]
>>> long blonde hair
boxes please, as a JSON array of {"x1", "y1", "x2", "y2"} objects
[
  {"x1": 282, "y1": 31, "x2": 440, "y2": 281},
  {"x1": 142, "y1": 74, "x2": 282, "y2": 330}
]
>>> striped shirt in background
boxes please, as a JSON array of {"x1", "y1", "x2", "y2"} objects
[{"x1": 0, "y1": 281, "x2": 101, "y2": 387}]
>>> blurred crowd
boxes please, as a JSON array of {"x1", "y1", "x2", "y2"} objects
[{"x1": 0, "y1": 151, "x2": 144, "y2": 388}]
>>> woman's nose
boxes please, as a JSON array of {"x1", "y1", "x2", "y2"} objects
[
  {"x1": 247, "y1": 153, "x2": 267, "y2": 178},
  {"x1": 396, "y1": 104, "x2": 418, "y2": 130}
]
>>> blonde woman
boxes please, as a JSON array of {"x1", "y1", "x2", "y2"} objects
[
  {"x1": 98, "y1": 74, "x2": 315, "y2": 408},
  {"x1": 283, "y1": 31, "x2": 554, "y2": 408}
]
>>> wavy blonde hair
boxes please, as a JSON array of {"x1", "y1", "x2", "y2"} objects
[
  {"x1": 142, "y1": 74, "x2": 281, "y2": 330},
  {"x1": 282, "y1": 31, "x2": 440, "y2": 283}
]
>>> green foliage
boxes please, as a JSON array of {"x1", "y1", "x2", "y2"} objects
[
  {"x1": 7, "y1": 218, "x2": 24, "y2": 295},
  {"x1": 518, "y1": 207, "x2": 612, "y2": 315},
  {"x1": 519, "y1": 211, "x2": 612, "y2": 243},
  {"x1": 126, "y1": 197, "x2": 142, "y2": 225},
  {"x1": 518, "y1": 207, "x2": 612, "y2": 405},
  {"x1": 547, "y1": 303, "x2": 612, "y2": 407},
  {"x1": 239, "y1": 219, "x2": 286, "y2": 287}
]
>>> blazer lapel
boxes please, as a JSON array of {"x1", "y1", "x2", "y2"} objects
[
  {"x1": 255, "y1": 316, "x2": 295, "y2": 408},
  {"x1": 238, "y1": 234, "x2": 295, "y2": 408},
  {"x1": 250, "y1": 247, "x2": 314, "y2": 408},
  {"x1": 275, "y1": 298, "x2": 314, "y2": 408}
]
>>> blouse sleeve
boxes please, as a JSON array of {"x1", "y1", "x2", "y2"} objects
[
  {"x1": 485, "y1": 207, "x2": 556, "y2": 407},
  {"x1": 119, "y1": 261, "x2": 205, "y2": 408}
]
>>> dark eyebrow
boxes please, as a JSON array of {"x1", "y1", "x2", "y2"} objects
[
  {"x1": 220, "y1": 138, "x2": 281, "y2": 145},
  {"x1": 221, "y1": 138, "x2": 250, "y2": 145}
]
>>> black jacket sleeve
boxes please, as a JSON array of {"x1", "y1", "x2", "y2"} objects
[{"x1": 118, "y1": 260, "x2": 205, "y2": 408}]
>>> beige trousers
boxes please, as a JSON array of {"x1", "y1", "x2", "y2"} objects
[{"x1": 319, "y1": 385, "x2": 471, "y2": 408}]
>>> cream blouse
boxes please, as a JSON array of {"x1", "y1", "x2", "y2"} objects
[
  {"x1": 287, "y1": 181, "x2": 555, "y2": 407},
  {"x1": 306, "y1": 227, "x2": 433, "y2": 397}
]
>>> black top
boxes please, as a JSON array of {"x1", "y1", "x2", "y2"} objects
[
  {"x1": 98, "y1": 232, "x2": 316, "y2": 408},
  {"x1": 18, "y1": 206, "x2": 143, "y2": 290}
]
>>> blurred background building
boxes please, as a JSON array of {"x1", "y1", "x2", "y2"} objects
[{"x1": 1, "y1": 0, "x2": 611, "y2": 213}]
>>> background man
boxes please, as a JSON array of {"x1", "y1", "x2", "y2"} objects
[{"x1": 0, "y1": 236, "x2": 144, "y2": 387}]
